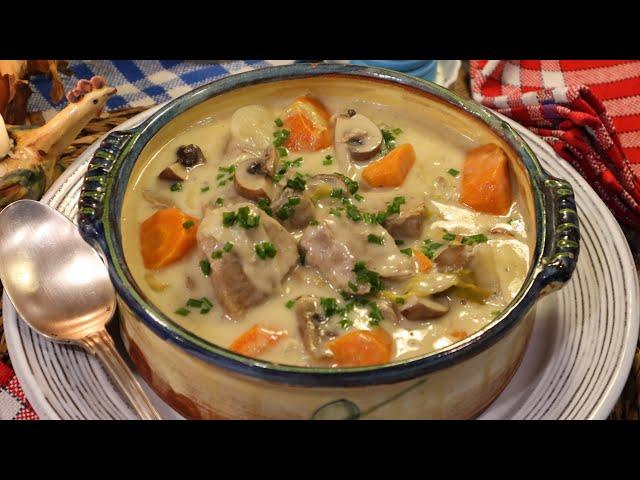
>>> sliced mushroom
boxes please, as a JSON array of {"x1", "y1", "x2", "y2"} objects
[
  {"x1": 294, "y1": 295, "x2": 338, "y2": 360},
  {"x1": 271, "y1": 187, "x2": 314, "y2": 230},
  {"x1": 176, "y1": 144, "x2": 206, "y2": 167},
  {"x1": 233, "y1": 157, "x2": 278, "y2": 202},
  {"x1": 383, "y1": 201, "x2": 427, "y2": 239},
  {"x1": 158, "y1": 162, "x2": 188, "y2": 181},
  {"x1": 142, "y1": 189, "x2": 175, "y2": 209},
  {"x1": 400, "y1": 295, "x2": 449, "y2": 320},
  {"x1": 334, "y1": 112, "x2": 383, "y2": 163},
  {"x1": 435, "y1": 245, "x2": 473, "y2": 272}
]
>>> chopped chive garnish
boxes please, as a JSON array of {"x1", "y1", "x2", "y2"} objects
[
  {"x1": 215, "y1": 197, "x2": 224, "y2": 206},
  {"x1": 323, "y1": 155, "x2": 333, "y2": 166},
  {"x1": 257, "y1": 198, "x2": 273, "y2": 216},
  {"x1": 182, "y1": 220, "x2": 195, "y2": 229},
  {"x1": 216, "y1": 173, "x2": 225, "y2": 180},
  {"x1": 442, "y1": 232, "x2": 456, "y2": 241},
  {"x1": 217, "y1": 180, "x2": 226, "y2": 187},
  {"x1": 309, "y1": 219, "x2": 319, "y2": 226},
  {"x1": 275, "y1": 118, "x2": 284, "y2": 127},
  {"x1": 201, "y1": 186, "x2": 210, "y2": 193},
  {"x1": 175, "y1": 307, "x2": 190, "y2": 316},
  {"x1": 422, "y1": 239, "x2": 444, "y2": 259},
  {"x1": 187, "y1": 298, "x2": 203, "y2": 308},
  {"x1": 201, "y1": 297, "x2": 213, "y2": 308},
  {"x1": 330, "y1": 188, "x2": 344, "y2": 198},
  {"x1": 395, "y1": 297, "x2": 406, "y2": 305},
  {"x1": 285, "y1": 300, "x2": 295, "y2": 309},
  {"x1": 223, "y1": 242, "x2": 234, "y2": 252},
  {"x1": 277, "y1": 146, "x2": 288, "y2": 157},
  {"x1": 255, "y1": 241, "x2": 277, "y2": 260},
  {"x1": 170, "y1": 182, "x2": 182, "y2": 192},
  {"x1": 400, "y1": 248, "x2": 413, "y2": 256},
  {"x1": 395, "y1": 239, "x2": 405, "y2": 245},
  {"x1": 212, "y1": 250, "x2": 223, "y2": 259},
  {"x1": 367, "y1": 234, "x2": 384, "y2": 245},
  {"x1": 353, "y1": 193, "x2": 364, "y2": 202},
  {"x1": 461, "y1": 233, "x2": 488, "y2": 245},
  {"x1": 286, "y1": 173, "x2": 306, "y2": 192},
  {"x1": 348, "y1": 281, "x2": 358, "y2": 292},
  {"x1": 447, "y1": 168, "x2": 460, "y2": 177},
  {"x1": 200, "y1": 307, "x2": 211, "y2": 314},
  {"x1": 199, "y1": 260, "x2": 211, "y2": 276},
  {"x1": 492, "y1": 310, "x2": 502, "y2": 317}
]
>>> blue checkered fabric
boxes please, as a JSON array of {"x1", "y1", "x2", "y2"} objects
[{"x1": 28, "y1": 60, "x2": 294, "y2": 120}]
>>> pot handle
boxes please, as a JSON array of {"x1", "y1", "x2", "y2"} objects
[
  {"x1": 78, "y1": 129, "x2": 138, "y2": 250},
  {"x1": 535, "y1": 176, "x2": 580, "y2": 297}
]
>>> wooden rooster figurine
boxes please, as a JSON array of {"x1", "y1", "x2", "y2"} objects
[{"x1": 0, "y1": 76, "x2": 116, "y2": 207}]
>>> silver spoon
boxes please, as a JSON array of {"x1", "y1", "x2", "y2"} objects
[{"x1": 0, "y1": 199, "x2": 161, "y2": 420}]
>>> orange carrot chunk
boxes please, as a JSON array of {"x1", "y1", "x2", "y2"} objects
[
  {"x1": 413, "y1": 249, "x2": 433, "y2": 272},
  {"x1": 362, "y1": 143, "x2": 416, "y2": 188},
  {"x1": 450, "y1": 330, "x2": 468, "y2": 340},
  {"x1": 140, "y1": 207, "x2": 199, "y2": 270},
  {"x1": 283, "y1": 96, "x2": 332, "y2": 152},
  {"x1": 229, "y1": 324, "x2": 287, "y2": 357},
  {"x1": 460, "y1": 143, "x2": 512, "y2": 215},
  {"x1": 327, "y1": 328, "x2": 393, "y2": 367}
]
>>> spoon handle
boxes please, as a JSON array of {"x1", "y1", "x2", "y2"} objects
[{"x1": 82, "y1": 330, "x2": 162, "y2": 420}]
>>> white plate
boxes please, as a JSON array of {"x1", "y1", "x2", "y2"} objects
[{"x1": 4, "y1": 102, "x2": 638, "y2": 420}]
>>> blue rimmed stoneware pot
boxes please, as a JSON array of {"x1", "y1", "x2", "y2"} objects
[{"x1": 78, "y1": 63, "x2": 579, "y2": 419}]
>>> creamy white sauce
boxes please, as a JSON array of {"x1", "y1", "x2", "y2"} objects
[{"x1": 121, "y1": 87, "x2": 532, "y2": 367}]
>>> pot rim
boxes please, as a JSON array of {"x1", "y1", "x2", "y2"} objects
[{"x1": 79, "y1": 63, "x2": 577, "y2": 387}]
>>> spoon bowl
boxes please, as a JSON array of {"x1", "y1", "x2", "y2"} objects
[{"x1": 0, "y1": 199, "x2": 161, "y2": 420}]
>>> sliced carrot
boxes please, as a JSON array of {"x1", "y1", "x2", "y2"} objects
[
  {"x1": 362, "y1": 143, "x2": 416, "y2": 188},
  {"x1": 140, "y1": 207, "x2": 199, "y2": 270},
  {"x1": 460, "y1": 143, "x2": 512, "y2": 215},
  {"x1": 282, "y1": 96, "x2": 332, "y2": 152},
  {"x1": 450, "y1": 330, "x2": 468, "y2": 340},
  {"x1": 229, "y1": 324, "x2": 287, "y2": 357},
  {"x1": 327, "y1": 328, "x2": 393, "y2": 367},
  {"x1": 413, "y1": 249, "x2": 433, "y2": 272}
]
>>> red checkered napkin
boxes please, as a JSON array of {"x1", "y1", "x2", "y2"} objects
[
  {"x1": 470, "y1": 60, "x2": 640, "y2": 229},
  {"x1": 0, "y1": 361, "x2": 38, "y2": 420}
]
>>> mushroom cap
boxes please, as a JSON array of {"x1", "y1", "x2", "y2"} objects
[
  {"x1": 233, "y1": 158, "x2": 278, "y2": 202},
  {"x1": 400, "y1": 295, "x2": 450, "y2": 321},
  {"x1": 334, "y1": 113, "x2": 383, "y2": 162}
]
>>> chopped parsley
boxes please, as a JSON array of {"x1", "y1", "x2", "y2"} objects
[
  {"x1": 353, "y1": 261, "x2": 383, "y2": 294},
  {"x1": 380, "y1": 127, "x2": 402, "y2": 155},
  {"x1": 199, "y1": 260, "x2": 211, "y2": 276},
  {"x1": 320, "y1": 297, "x2": 340, "y2": 317},
  {"x1": 286, "y1": 173, "x2": 306, "y2": 192},
  {"x1": 182, "y1": 220, "x2": 195, "y2": 229},
  {"x1": 275, "y1": 196, "x2": 301, "y2": 220},
  {"x1": 447, "y1": 168, "x2": 460, "y2": 177},
  {"x1": 170, "y1": 182, "x2": 182, "y2": 192},
  {"x1": 273, "y1": 157, "x2": 303, "y2": 182},
  {"x1": 255, "y1": 241, "x2": 277, "y2": 259},
  {"x1": 187, "y1": 298, "x2": 203, "y2": 308},
  {"x1": 461, "y1": 233, "x2": 488, "y2": 245},
  {"x1": 422, "y1": 239, "x2": 444, "y2": 259},
  {"x1": 367, "y1": 234, "x2": 384, "y2": 245},
  {"x1": 273, "y1": 128, "x2": 290, "y2": 147},
  {"x1": 442, "y1": 232, "x2": 457, "y2": 241},
  {"x1": 222, "y1": 206, "x2": 260, "y2": 229},
  {"x1": 335, "y1": 173, "x2": 359, "y2": 195},
  {"x1": 386, "y1": 196, "x2": 406, "y2": 215},
  {"x1": 257, "y1": 198, "x2": 273, "y2": 216}
]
